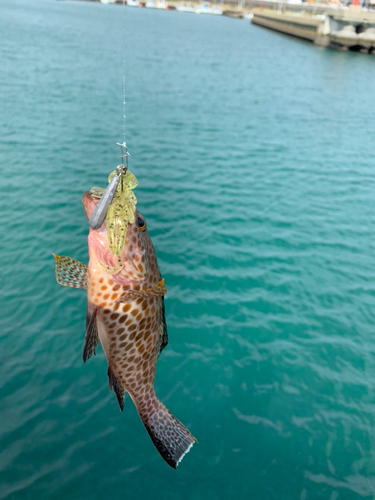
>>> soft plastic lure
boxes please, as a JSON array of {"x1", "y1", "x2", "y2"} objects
[
  {"x1": 106, "y1": 169, "x2": 138, "y2": 258},
  {"x1": 89, "y1": 168, "x2": 138, "y2": 265}
]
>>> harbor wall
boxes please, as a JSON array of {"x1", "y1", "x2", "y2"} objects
[
  {"x1": 251, "y1": 7, "x2": 375, "y2": 51},
  {"x1": 251, "y1": 9, "x2": 321, "y2": 41}
]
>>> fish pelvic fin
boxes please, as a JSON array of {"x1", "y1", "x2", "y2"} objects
[
  {"x1": 53, "y1": 254, "x2": 88, "y2": 289},
  {"x1": 83, "y1": 308, "x2": 99, "y2": 363},
  {"x1": 138, "y1": 394, "x2": 196, "y2": 469},
  {"x1": 116, "y1": 279, "x2": 167, "y2": 303},
  {"x1": 108, "y1": 366, "x2": 125, "y2": 412}
]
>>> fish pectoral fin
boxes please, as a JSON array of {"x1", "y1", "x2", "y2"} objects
[
  {"x1": 83, "y1": 308, "x2": 99, "y2": 363},
  {"x1": 115, "y1": 279, "x2": 167, "y2": 303},
  {"x1": 108, "y1": 366, "x2": 125, "y2": 412},
  {"x1": 53, "y1": 254, "x2": 88, "y2": 289}
]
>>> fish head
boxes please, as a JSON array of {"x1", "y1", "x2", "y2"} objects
[{"x1": 82, "y1": 191, "x2": 152, "y2": 282}]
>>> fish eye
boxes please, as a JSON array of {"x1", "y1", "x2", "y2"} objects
[{"x1": 137, "y1": 215, "x2": 146, "y2": 231}]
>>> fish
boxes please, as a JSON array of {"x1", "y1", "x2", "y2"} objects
[{"x1": 53, "y1": 191, "x2": 196, "y2": 468}]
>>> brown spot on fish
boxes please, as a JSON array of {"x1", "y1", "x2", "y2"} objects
[{"x1": 123, "y1": 304, "x2": 131, "y2": 313}]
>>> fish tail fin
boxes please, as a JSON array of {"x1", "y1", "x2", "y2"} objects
[{"x1": 137, "y1": 394, "x2": 197, "y2": 469}]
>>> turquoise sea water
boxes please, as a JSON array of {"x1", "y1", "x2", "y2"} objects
[{"x1": 2, "y1": 0, "x2": 375, "y2": 498}]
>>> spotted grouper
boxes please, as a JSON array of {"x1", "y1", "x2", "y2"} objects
[{"x1": 53, "y1": 191, "x2": 196, "y2": 468}]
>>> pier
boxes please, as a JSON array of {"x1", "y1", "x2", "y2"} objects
[{"x1": 251, "y1": 6, "x2": 375, "y2": 52}]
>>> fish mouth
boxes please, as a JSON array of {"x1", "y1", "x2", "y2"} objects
[
  {"x1": 82, "y1": 191, "x2": 100, "y2": 221},
  {"x1": 83, "y1": 191, "x2": 148, "y2": 280}
]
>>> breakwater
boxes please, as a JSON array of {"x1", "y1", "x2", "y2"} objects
[{"x1": 251, "y1": 6, "x2": 375, "y2": 52}]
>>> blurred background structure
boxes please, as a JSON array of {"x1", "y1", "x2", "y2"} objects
[{"x1": 82, "y1": 0, "x2": 375, "y2": 52}]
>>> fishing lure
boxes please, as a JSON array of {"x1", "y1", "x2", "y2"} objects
[
  {"x1": 89, "y1": 168, "x2": 123, "y2": 231},
  {"x1": 106, "y1": 168, "x2": 138, "y2": 258},
  {"x1": 88, "y1": 142, "x2": 138, "y2": 266}
]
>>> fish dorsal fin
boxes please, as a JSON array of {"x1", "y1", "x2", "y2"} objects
[
  {"x1": 115, "y1": 279, "x2": 167, "y2": 303},
  {"x1": 53, "y1": 254, "x2": 88, "y2": 289},
  {"x1": 108, "y1": 366, "x2": 125, "y2": 412},
  {"x1": 83, "y1": 308, "x2": 99, "y2": 363}
]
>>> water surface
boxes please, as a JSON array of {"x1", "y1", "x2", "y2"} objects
[{"x1": 1, "y1": 1, "x2": 375, "y2": 498}]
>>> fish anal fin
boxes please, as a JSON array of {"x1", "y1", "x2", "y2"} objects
[
  {"x1": 53, "y1": 254, "x2": 88, "y2": 289},
  {"x1": 108, "y1": 366, "x2": 125, "y2": 412},
  {"x1": 83, "y1": 308, "x2": 99, "y2": 363},
  {"x1": 116, "y1": 279, "x2": 167, "y2": 303}
]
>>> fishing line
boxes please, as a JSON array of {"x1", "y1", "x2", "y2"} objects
[
  {"x1": 89, "y1": 0, "x2": 130, "y2": 231},
  {"x1": 122, "y1": 0, "x2": 126, "y2": 146}
]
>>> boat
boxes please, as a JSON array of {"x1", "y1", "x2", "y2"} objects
[
  {"x1": 195, "y1": 1, "x2": 211, "y2": 13},
  {"x1": 155, "y1": 0, "x2": 168, "y2": 8},
  {"x1": 127, "y1": 0, "x2": 139, "y2": 6},
  {"x1": 100, "y1": 0, "x2": 115, "y2": 4},
  {"x1": 210, "y1": 5, "x2": 223, "y2": 14},
  {"x1": 176, "y1": 3, "x2": 196, "y2": 12},
  {"x1": 195, "y1": 1, "x2": 222, "y2": 14}
]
